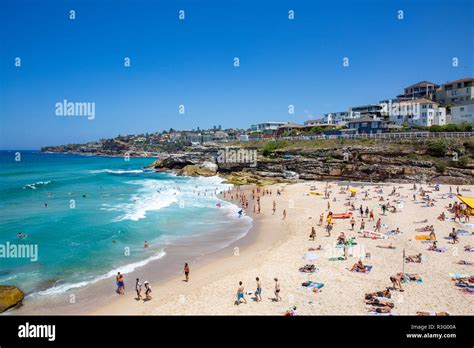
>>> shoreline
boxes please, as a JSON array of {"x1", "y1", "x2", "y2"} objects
[
  {"x1": 91, "y1": 183, "x2": 289, "y2": 315},
  {"x1": 93, "y1": 181, "x2": 474, "y2": 315},
  {"x1": 8, "y1": 182, "x2": 259, "y2": 315},
  {"x1": 6, "y1": 180, "x2": 474, "y2": 315}
]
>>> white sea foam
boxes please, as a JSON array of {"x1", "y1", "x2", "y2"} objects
[
  {"x1": 28, "y1": 250, "x2": 166, "y2": 298},
  {"x1": 22, "y1": 181, "x2": 51, "y2": 190},
  {"x1": 110, "y1": 179, "x2": 179, "y2": 221}
]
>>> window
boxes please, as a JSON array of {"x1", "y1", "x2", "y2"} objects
[
  {"x1": 460, "y1": 107, "x2": 465, "y2": 112},
  {"x1": 371, "y1": 122, "x2": 378, "y2": 128},
  {"x1": 361, "y1": 123, "x2": 368, "y2": 127}
]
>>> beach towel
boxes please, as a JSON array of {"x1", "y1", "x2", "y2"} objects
[
  {"x1": 331, "y1": 212, "x2": 352, "y2": 219},
  {"x1": 352, "y1": 265, "x2": 373, "y2": 274},
  {"x1": 450, "y1": 273, "x2": 473, "y2": 279},
  {"x1": 415, "y1": 235, "x2": 435, "y2": 241},
  {"x1": 363, "y1": 230, "x2": 388, "y2": 240},
  {"x1": 335, "y1": 244, "x2": 356, "y2": 248},
  {"x1": 303, "y1": 252, "x2": 319, "y2": 261},
  {"x1": 461, "y1": 287, "x2": 474, "y2": 294},
  {"x1": 428, "y1": 247, "x2": 447, "y2": 253},
  {"x1": 301, "y1": 281, "x2": 324, "y2": 289},
  {"x1": 309, "y1": 191, "x2": 322, "y2": 196},
  {"x1": 368, "y1": 310, "x2": 392, "y2": 316},
  {"x1": 457, "y1": 230, "x2": 472, "y2": 236}
]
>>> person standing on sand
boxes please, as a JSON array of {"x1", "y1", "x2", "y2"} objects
[
  {"x1": 319, "y1": 213, "x2": 323, "y2": 226},
  {"x1": 255, "y1": 277, "x2": 262, "y2": 302},
  {"x1": 116, "y1": 272, "x2": 125, "y2": 295},
  {"x1": 369, "y1": 210, "x2": 375, "y2": 221},
  {"x1": 350, "y1": 217, "x2": 355, "y2": 230},
  {"x1": 135, "y1": 278, "x2": 142, "y2": 300},
  {"x1": 375, "y1": 218, "x2": 382, "y2": 232},
  {"x1": 282, "y1": 209, "x2": 286, "y2": 220},
  {"x1": 310, "y1": 227, "x2": 316, "y2": 241},
  {"x1": 184, "y1": 263, "x2": 190, "y2": 282},
  {"x1": 360, "y1": 219, "x2": 365, "y2": 231},
  {"x1": 274, "y1": 278, "x2": 281, "y2": 302},
  {"x1": 144, "y1": 281, "x2": 152, "y2": 300},
  {"x1": 273, "y1": 200, "x2": 276, "y2": 215},
  {"x1": 236, "y1": 281, "x2": 247, "y2": 305}
]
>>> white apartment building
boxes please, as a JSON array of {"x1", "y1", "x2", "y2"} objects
[
  {"x1": 250, "y1": 122, "x2": 287, "y2": 133},
  {"x1": 435, "y1": 78, "x2": 473, "y2": 105},
  {"x1": 323, "y1": 111, "x2": 350, "y2": 125},
  {"x1": 387, "y1": 98, "x2": 446, "y2": 127},
  {"x1": 449, "y1": 101, "x2": 474, "y2": 125}
]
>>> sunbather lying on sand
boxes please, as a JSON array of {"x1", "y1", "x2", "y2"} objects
[
  {"x1": 438, "y1": 212, "x2": 446, "y2": 220},
  {"x1": 368, "y1": 305, "x2": 392, "y2": 313},
  {"x1": 350, "y1": 260, "x2": 366, "y2": 272},
  {"x1": 456, "y1": 260, "x2": 473, "y2": 265},
  {"x1": 377, "y1": 244, "x2": 396, "y2": 249},
  {"x1": 416, "y1": 311, "x2": 450, "y2": 316},
  {"x1": 415, "y1": 225, "x2": 434, "y2": 232},
  {"x1": 308, "y1": 245, "x2": 322, "y2": 251},
  {"x1": 365, "y1": 289, "x2": 391, "y2": 300},
  {"x1": 299, "y1": 264, "x2": 317, "y2": 273},
  {"x1": 414, "y1": 219, "x2": 428, "y2": 224},
  {"x1": 455, "y1": 279, "x2": 473, "y2": 287},
  {"x1": 405, "y1": 253, "x2": 423, "y2": 263},
  {"x1": 365, "y1": 298, "x2": 394, "y2": 308},
  {"x1": 402, "y1": 274, "x2": 422, "y2": 282},
  {"x1": 464, "y1": 245, "x2": 472, "y2": 251}
]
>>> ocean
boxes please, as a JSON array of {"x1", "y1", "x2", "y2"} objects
[{"x1": 0, "y1": 151, "x2": 251, "y2": 303}]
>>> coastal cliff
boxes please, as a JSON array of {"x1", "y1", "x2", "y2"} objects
[{"x1": 151, "y1": 138, "x2": 474, "y2": 185}]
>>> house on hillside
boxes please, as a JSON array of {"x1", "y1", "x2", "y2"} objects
[{"x1": 346, "y1": 116, "x2": 388, "y2": 134}]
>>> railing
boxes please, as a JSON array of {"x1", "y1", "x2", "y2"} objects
[{"x1": 245, "y1": 132, "x2": 474, "y2": 142}]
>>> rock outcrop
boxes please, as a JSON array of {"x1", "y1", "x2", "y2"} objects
[
  {"x1": 0, "y1": 285, "x2": 24, "y2": 312},
  {"x1": 150, "y1": 139, "x2": 474, "y2": 185}
]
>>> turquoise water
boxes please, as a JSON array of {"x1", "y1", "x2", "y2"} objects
[{"x1": 0, "y1": 151, "x2": 250, "y2": 297}]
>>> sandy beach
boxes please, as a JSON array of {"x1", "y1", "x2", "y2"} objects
[{"x1": 92, "y1": 181, "x2": 474, "y2": 316}]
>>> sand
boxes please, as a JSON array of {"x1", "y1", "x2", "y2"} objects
[{"x1": 94, "y1": 181, "x2": 474, "y2": 315}]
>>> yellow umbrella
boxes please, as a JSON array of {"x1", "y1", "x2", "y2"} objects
[{"x1": 457, "y1": 195, "x2": 474, "y2": 215}]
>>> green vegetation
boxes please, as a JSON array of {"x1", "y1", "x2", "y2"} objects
[
  {"x1": 429, "y1": 122, "x2": 472, "y2": 132},
  {"x1": 434, "y1": 160, "x2": 448, "y2": 173},
  {"x1": 456, "y1": 156, "x2": 470, "y2": 168},
  {"x1": 426, "y1": 139, "x2": 448, "y2": 157},
  {"x1": 261, "y1": 140, "x2": 289, "y2": 157}
]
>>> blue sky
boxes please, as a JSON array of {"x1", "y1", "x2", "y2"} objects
[{"x1": 1, "y1": 0, "x2": 473, "y2": 149}]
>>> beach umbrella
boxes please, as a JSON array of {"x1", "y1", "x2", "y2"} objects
[
  {"x1": 456, "y1": 195, "x2": 474, "y2": 215},
  {"x1": 349, "y1": 187, "x2": 357, "y2": 194}
]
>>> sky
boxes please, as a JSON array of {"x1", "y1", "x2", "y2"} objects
[{"x1": 0, "y1": 0, "x2": 473, "y2": 149}]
